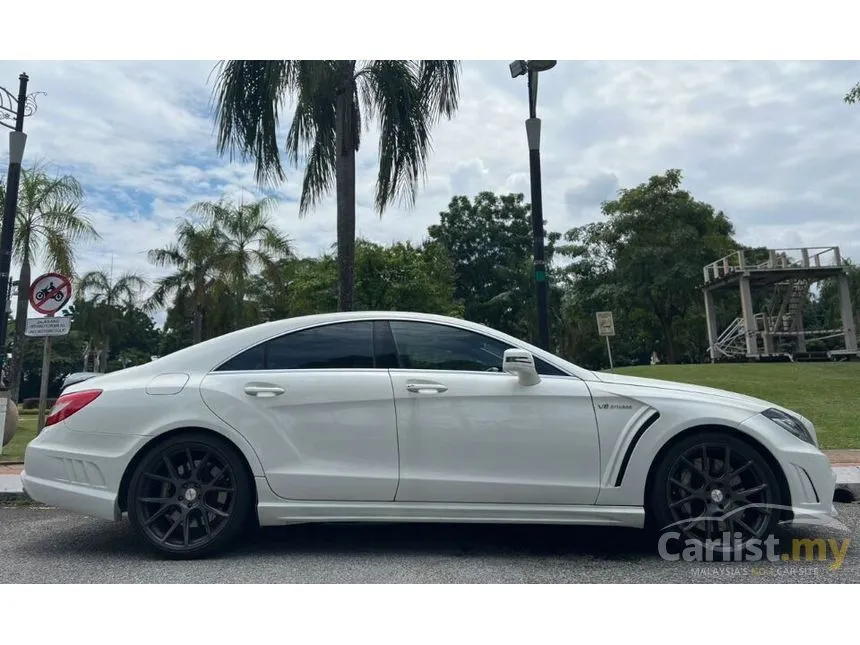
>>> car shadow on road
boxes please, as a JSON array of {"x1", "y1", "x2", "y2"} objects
[
  {"x1": 239, "y1": 522, "x2": 657, "y2": 560},
  {"x1": 11, "y1": 514, "x2": 658, "y2": 561}
]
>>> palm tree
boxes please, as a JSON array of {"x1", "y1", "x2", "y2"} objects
[
  {"x1": 212, "y1": 59, "x2": 461, "y2": 312},
  {"x1": 189, "y1": 195, "x2": 291, "y2": 329},
  {"x1": 78, "y1": 267, "x2": 147, "y2": 371},
  {"x1": 147, "y1": 220, "x2": 224, "y2": 344},
  {"x1": 2, "y1": 163, "x2": 99, "y2": 401}
]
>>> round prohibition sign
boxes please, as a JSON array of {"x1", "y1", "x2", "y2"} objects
[{"x1": 29, "y1": 272, "x2": 73, "y2": 315}]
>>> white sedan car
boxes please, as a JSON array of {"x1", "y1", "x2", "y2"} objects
[{"x1": 22, "y1": 311, "x2": 837, "y2": 558}]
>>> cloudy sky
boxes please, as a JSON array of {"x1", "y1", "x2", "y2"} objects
[{"x1": 2, "y1": 60, "x2": 859, "y2": 321}]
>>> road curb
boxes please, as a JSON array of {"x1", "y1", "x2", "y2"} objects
[{"x1": 833, "y1": 466, "x2": 860, "y2": 503}]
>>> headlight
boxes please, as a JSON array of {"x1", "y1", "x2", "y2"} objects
[{"x1": 762, "y1": 408, "x2": 815, "y2": 445}]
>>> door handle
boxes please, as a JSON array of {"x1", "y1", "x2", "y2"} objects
[
  {"x1": 244, "y1": 384, "x2": 285, "y2": 397},
  {"x1": 406, "y1": 383, "x2": 448, "y2": 394}
]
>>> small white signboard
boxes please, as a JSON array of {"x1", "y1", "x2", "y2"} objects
[
  {"x1": 596, "y1": 311, "x2": 615, "y2": 337},
  {"x1": 25, "y1": 316, "x2": 72, "y2": 337}
]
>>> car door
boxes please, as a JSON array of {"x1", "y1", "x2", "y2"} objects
[
  {"x1": 199, "y1": 320, "x2": 400, "y2": 502},
  {"x1": 386, "y1": 320, "x2": 601, "y2": 506}
]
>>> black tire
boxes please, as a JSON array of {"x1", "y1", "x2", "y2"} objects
[
  {"x1": 648, "y1": 431, "x2": 783, "y2": 558},
  {"x1": 127, "y1": 432, "x2": 253, "y2": 559}
]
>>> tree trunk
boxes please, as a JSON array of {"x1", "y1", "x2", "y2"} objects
[
  {"x1": 9, "y1": 256, "x2": 31, "y2": 403},
  {"x1": 82, "y1": 340, "x2": 90, "y2": 371},
  {"x1": 236, "y1": 275, "x2": 245, "y2": 330},
  {"x1": 101, "y1": 338, "x2": 111, "y2": 373},
  {"x1": 192, "y1": 307, "x2": 203, "y2": 344},
  {"x1": 660, "y1": 318, "x2": 678, "y2": 364},
  {"x1": 335, "y1": 61, "x2": 357, "y2": 312}
]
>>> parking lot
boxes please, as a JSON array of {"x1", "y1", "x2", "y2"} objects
[{"x1": 2, "y1": 502, "x2": 858, "y2": 583}]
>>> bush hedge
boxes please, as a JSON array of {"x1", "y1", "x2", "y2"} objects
[{"x1": 20, "y1": 397, "x2": 57, "y2": 410}]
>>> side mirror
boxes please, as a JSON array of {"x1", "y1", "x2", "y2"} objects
[{"x1": 503, "y1": 348, "x2": 541, "y2": 386}]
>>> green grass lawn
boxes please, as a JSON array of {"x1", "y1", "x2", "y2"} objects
[
  {"x1": 613, "y1": 362, "x2": 860, "y2": 450},
  {"x1": 1, "y1": 413, "x2": 37, "y2": 462}
]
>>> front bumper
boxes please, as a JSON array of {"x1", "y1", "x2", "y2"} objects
[
  {"x1": 739, "y1": 413, "x2": 837, "y2": 523},
  {"x1": 21, "y1": 421, "x2": 147, "y2": 521}
]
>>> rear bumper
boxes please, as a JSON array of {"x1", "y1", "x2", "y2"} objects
[
  {"x1": 21, "y1": 421, "x2": 146, "y2": 521},
  {"x1": 21, "y1": 470, "x2": 120, "y2": 521}
]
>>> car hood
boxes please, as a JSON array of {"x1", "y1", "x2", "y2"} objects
[{"x1": 591, "y1": 371, "x2": 780, "y2": 413}]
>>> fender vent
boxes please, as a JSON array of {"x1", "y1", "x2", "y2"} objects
[{"x1": 614, "y1": 411, "x2": 661, "y2": 487}]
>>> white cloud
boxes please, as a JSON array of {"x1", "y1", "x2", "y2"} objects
[{"x1": 2, "y1": 59, "x2": 860, "y2": 320}]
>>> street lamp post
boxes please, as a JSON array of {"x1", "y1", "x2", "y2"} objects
[
  {"x1": 0, "y1": 73, "x2": 40, "y2": 451},
  {"x1": 510, "y1": 60, "x2": 556, "y2": 351},
  {"x1": 0, "y1": 73, "x2": 36, "y2": 362}
]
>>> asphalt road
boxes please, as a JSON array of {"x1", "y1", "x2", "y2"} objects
[{"x1": 1, "y1": 503, "x2": 859, "y2": 583}]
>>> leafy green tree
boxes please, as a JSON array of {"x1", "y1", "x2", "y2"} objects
[
  {"x1": 809, "y1": 260, "x2": 860, "y2": 350},
  {"x1": 1, "y1": 163, "x2": 99, "y2": 401},
  {"x1": 353, "y1": 239, "x2": 463, "y2": 316},
  {"x1": 107, "y1": 306, "x2": 161, "y2": 370},
  {"x1": 428, "y1": 191, "x2": 561, "y2": 344},
  {"x1": 559, "y1": 169, "x2": 737, "y2": 364},
  {"x1": 189, "y1": 195, "x2": 291, "y2": 329},
  {"x1": 247, "y1": 255, "x2": 337, "y2": 321},
  {"x1": 212, "y1": 59, "x2": 462, "y2": 312}
]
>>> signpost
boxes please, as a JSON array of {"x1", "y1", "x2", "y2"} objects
[
  {"x1": 596, "y1": 311, "x2": 615, "y2": 370},
  {"x1": 28, "y1": 272, "x2": 72, "y2": 432}
]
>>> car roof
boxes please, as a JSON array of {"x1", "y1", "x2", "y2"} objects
[{"x1": 125, "y1": 311, "x2": 595, "y2": 380}]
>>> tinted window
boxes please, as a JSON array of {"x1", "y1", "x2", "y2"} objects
[
  {"x1": 391, "y1": 321, "x2": 505, "y2": 371},
  {"x1": 218, "y1": 343, "x2": 265, "y2": 372},
  {"x1": 388, "y1": 321, "x2": 571, "y2": 376},
  {"x1": 534, "y1": 357, "x2": 570, "y2": 377},
  {"x1": 217, "y1": 321, "x2": 375, "y2": 371}
]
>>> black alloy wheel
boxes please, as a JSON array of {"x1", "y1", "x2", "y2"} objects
[
  {"x1": 127, "y1": 432, "x2": 252, "y2": 559},
  {"x1": 650, "y1": 432, "x2": 783, "y2": 552}
]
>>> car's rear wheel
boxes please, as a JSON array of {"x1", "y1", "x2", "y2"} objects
[
  {"x1": 127, "y1": 432, "x2": 252, "y2": 559},
  {"x1": 649, "y1": 432, "x2": 783, "y2": 556}
]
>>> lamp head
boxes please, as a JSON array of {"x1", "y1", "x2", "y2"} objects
[
  {"x1": 528, "y1": 60, "x2": 557, "y2": 72},
  {"x1": 509, "y1": 60, "x2": 528, "y2": 78}
]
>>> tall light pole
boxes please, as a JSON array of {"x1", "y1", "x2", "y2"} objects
[
  {"x1": 0, "y1": 72, "x2": 38, "y2": 450},
  {"x1": 0, "y1": 73, "x2": 39, "y2": 364},
  {"x1": 510, "y1": 60, "x2": 556, "y2": 351}
]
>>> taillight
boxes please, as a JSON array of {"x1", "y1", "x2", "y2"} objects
[{"x1": 44, "y1": 389, "x2": 103, "y2": 427}]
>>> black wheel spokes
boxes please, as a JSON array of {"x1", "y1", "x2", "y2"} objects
[
  {"x1": 666, "y1": 443, "x2": 773, "y2": 547},
  {"x1": 135, "y1": 445, "x2": 237, "y2": 551}
]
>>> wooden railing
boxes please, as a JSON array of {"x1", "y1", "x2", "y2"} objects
[{"x1": 703, "y1": 246, "x2": 842, "y2": 284}]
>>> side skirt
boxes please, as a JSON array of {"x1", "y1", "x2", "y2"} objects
[{"x1": 255, "y1": 480, "x2": 645, "y2": 528}]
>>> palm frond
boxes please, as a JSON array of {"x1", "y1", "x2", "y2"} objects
[
  {"x1": 282, "y1": 62, "x2": 339, "y2": 214},
  {"x1": 418, "y1": 60, "x2": 461, "y2": 122},
  {"x1": 362, "y1": 60, "x2": 430, "y2": 213},
  {"x1": 42, "y1": 226, "x2": 75, "y2": 276},
  {"x1": 147, "y1": 244, "x2": 184, "y2": 268},
  {"x1": 212, "y1": 60, "x2": 298, "y2": 186}
]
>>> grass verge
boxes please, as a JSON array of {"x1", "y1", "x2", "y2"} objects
[
  {"x1": 613, "y1": 362, "x2": 860, "y2": 449},
  {"x1": 1, "y1": 415, "x2": 37, "y2": 463}
]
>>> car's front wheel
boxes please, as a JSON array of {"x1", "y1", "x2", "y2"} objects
[
  {"x1": 127, "y1": 432, "x2": 253, "y2": 559},
  {"x1": 649, "y1": 431, "x2": 784, "y2": 555}
]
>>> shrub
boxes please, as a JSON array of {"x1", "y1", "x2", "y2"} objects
[{"x1": 20, "y1": 397, "x2": 57, "y2": 410}]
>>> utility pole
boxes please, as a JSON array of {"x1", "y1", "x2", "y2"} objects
[
  {"x1": 0, "y1": 73, "x2": 41, "y2": 452},
  {"x1": 0, "y1": 73, "x2": 30, "y2": 356},
  {"x1": 509, "y1": 60, "x2": 556, "y2": 351}
]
